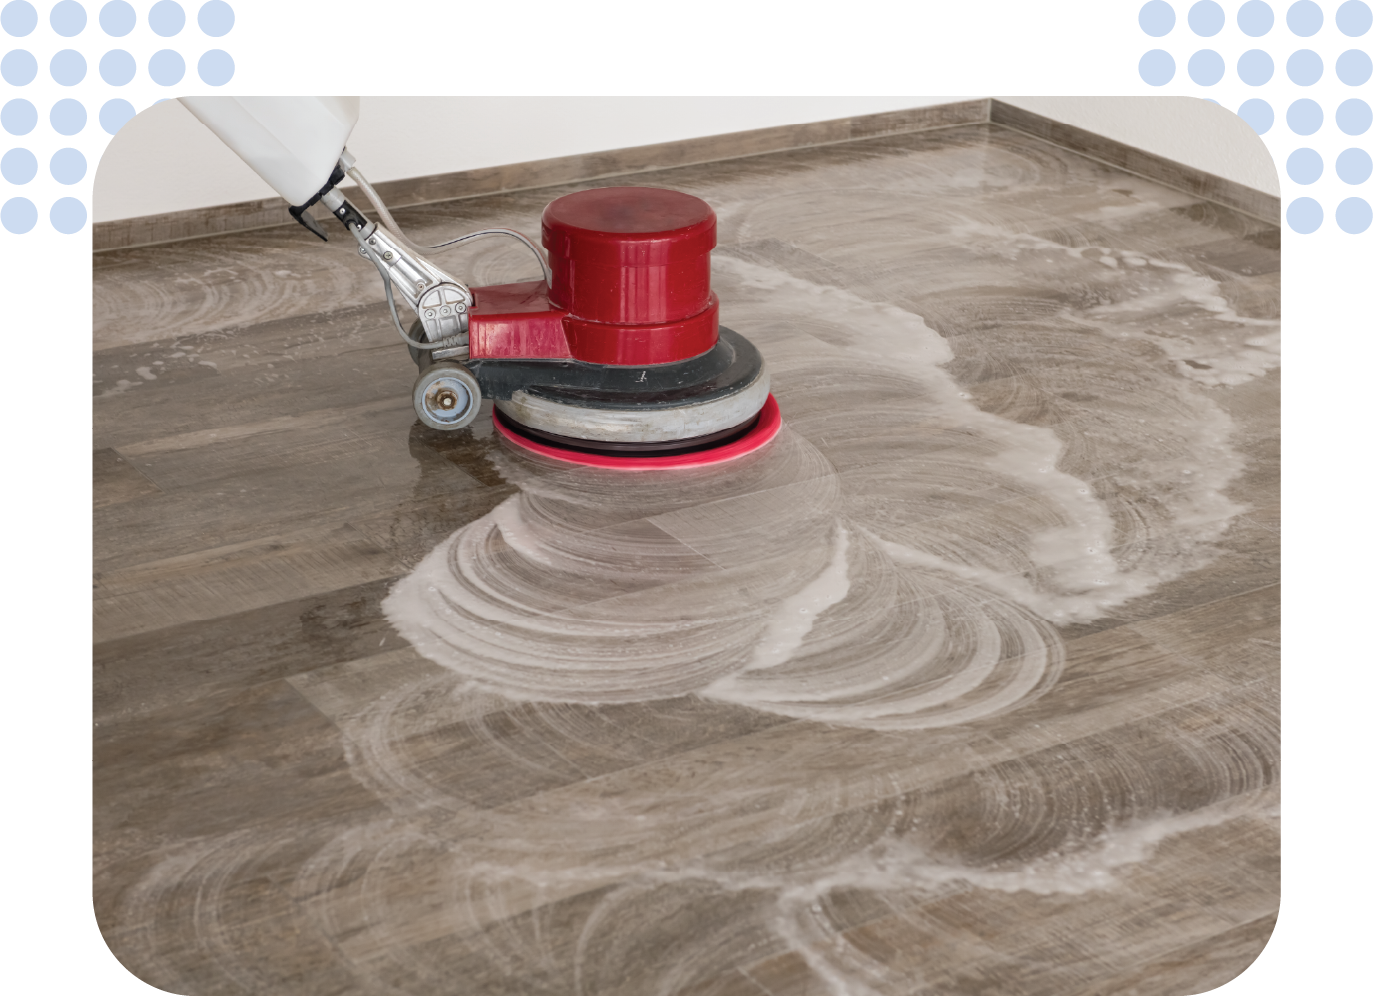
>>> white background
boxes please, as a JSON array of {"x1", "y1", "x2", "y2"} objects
[{"x1": 1, "y1": 2, "x2": 1361, "y2": 994}]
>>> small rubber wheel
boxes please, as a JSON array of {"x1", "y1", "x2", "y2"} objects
[{"x1": 413, "y1": 361, "x2": 481, "y2": 430}]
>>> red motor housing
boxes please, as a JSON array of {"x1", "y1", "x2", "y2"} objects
[{"x1": 467, "y1": 187, "x2": 720, "y2": 366}]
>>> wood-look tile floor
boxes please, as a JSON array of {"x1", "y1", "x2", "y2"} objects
[{"x1": 93, "y1": 123, "x2": 1279, "y2": 996}]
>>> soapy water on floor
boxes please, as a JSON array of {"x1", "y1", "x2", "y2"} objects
[
  {"x1": 237, "y1": 254, "x2": 1274, "y2": 992},
  {"x1": 382, "y1": 255, "x2": 1252, "y2": 729},
  {"x1": 108, "y1": 244, "x2": 1277, "y2": 994}
]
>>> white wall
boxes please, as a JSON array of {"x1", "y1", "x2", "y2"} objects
[
  {"x1": 92, "y1": 97, "x2": 957, "y2": 222},
  {"x1": 93, "y1": 95, "x2": 1280, "y2": 223},
  {"x1": 995, "y1": 96, "x2": 1279, "y2": 197}
]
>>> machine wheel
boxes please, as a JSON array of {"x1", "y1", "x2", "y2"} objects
[{"x1": 413, "y1": 362, "x2": 481, "y2": 430}]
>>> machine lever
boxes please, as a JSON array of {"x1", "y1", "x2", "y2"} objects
[{"x1": 287, "y1": 163, "x2": 347, "y2": 242}]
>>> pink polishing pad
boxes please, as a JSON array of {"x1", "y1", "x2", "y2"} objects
[{"x1": 493, "y1": 394, "x2": 782, "y2": 469}]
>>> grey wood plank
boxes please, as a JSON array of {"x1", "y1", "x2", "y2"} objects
[{"x1": 92, "y1": 117, "x2": 1279, "y2": 995}]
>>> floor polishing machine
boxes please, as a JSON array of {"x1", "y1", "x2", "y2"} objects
[{"x1": 180, "y1": 97, "x2": 780, "y2": 467}]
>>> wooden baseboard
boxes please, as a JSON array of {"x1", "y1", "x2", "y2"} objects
[
  {"x1": 93, "y1": 97, "x2": 1281, "y2": 252},
  {"x1": 988, "y1": 99, "x2": 1280, "y2": 225},
  {"x1": 92, "y1": 100, "x2": 990, "y2": 252}
]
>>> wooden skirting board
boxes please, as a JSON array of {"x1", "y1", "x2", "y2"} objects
[{"x1": 92, "y1": 97, "x2": 1280, "y2": 252}]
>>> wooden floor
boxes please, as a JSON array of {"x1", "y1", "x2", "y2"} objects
[{"x1": 93, "y1": 123, "x2": 1280, "y2": 995}]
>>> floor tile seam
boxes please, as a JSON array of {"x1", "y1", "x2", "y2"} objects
[
  {"x1": 1109, "y1": 903, "x2": 1282, "y2": 968},
  {"x1": 92, "y1": 560, "x2": 410, "y2": 645},
  {"x1": 283, "y1": 670, "x2": 392, "y2": 778},
  {"x1": 393, "y1": 701, "x2": 630, "y2": 785},
  {"x1": 801, "y1": 434, "x2": 970, "y2": 475},
  {"x1": 322, "y1": 876, "x2": 628, "y2": 967},
  {"x1": 859, "y1": 902, "x2": 1124, "y2": 978},
  {"x1": 92, "y1": 557, "x2": 403, "y2": 619},
  {"x1": 531, "y1": 547, "x2": 980, "y2": 621},
  {"x1": 92, "y1": 323, "x2": 399, "y2": 363},
  {"x1": 93, "y1": 414, "x2": 397, "y2": 459},
  {"x1": 121, "y1": 429, "x2": 407, "y2": 483},
  {"x1": 645, "y1": 472, "x2": 840, "y2": 534},
  {"x1": 407, "y1": 707, "x2": 805, "y2": 805},
  {"x1": 1065, "y1": 911, "x2": 1279, "y2": 996},
  {"x1": 734, "y1": 951, "x2": 820, "y2": 995},
  {"x1": 984, "y1": 123, "x2": 1279, "y2": 229},
  {"x1": 91, "y1": 571, "x2": 404, "y2": 659},
  {"x1": 341, "y1": 520, "x2": 445, "y2": 571},
  {"x1": 94, "y1": 521, "x2": 405, "y2": 582},
  {"x1": 949, "y1": 691, "x2": 1278, "y2": 793},
  {"x1": 476, "y1": 712, "x2": 818, "y2": 816},
  {"x1": 92, "y1": 508, "x2": 404, "y2": 577},
  {"x1": 122, "y1": 443, "x2": 417, "y2": 497},
  {"x1": 1236, "y1": 509, "x2": 1280, "y2": 538},
  {"x1": 1124, "y1": 582, "x2": 1280, "y2": 656},
  {"x1": 1048, "y1": 623, "x2": 1210, "y2": 682},
  {"x1": 112, "y1": 398, "x2": 416, "y2": 459},
  {"x1": 100, "y1": 445, "x2": 165, "y2": 497},
  {"x1": 92, "y1": 635, "x2": 421, "y2": 728},
  {"x1": 736, "y1": 963, "x2": 779, "y2": 996},
  {"x1": 478, "y1": 678, "x2": 1252, "y2": 836},
  {"x1": 840, "y1": 476, "x2": 1139, "y2": 553},
  {"x1": 93, "y1": 436, "x2": 422, "y2": 494}
]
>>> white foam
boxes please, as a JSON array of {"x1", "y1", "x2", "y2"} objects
[
  {"x1": 742, "y1": 524, "x2": 851, "y2": 672},
  {"x1": 382, "y1": 255, "x2": 1253, "y2": 730}
]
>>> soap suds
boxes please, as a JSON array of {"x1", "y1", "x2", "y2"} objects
[{"x1": 383, "y1": 256, "x2": 1251, "y2": 732}]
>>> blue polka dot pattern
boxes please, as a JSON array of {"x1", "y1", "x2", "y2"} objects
[
  {"x1": 1140, "y1": 1, "x2": 1177, "y2": 36},
  {"x1": 1239, "y1": 49, "x2": 1276, "y2": 85},
  {"x1": 1239, "y1": 98, "x2": 1276, "y2": 132},
  {"x1": 0, "y1": 0, "x2": 233, "y2": 239},
  {"x1": 1, "y1": 1, "x2": 37, "y2": 36},
  {"x1": 50, "y1": 147, "x2": 86, "y2": 185},
  {"x1": 1287, "y1": 147, "x2": 1325, "y2": 182},
  {"x1": 1287, "y1": 0, "x2": 1325, "y2": 36},
  {"x1": 1287, "y1": 196, "x2": 1324, "y2": 231},
  {"x1": 1, "y1": 98, "x2": 36, "y2": 135},
  {"x1": 148, "y1": 48, "x2": 184, "y2": 85},
  {"x1": 1238, "y1": 0, "x2": 1275, "y2": 34},
  {"x1": 1336, "y1": 195, "x2": 1372, "y2": 229},
  {"x1": 1140, "y1": 49, "x2": 1177, "y2": 85},
  {"x1": 2, "y1": 197, "x2": 37, "y2": 233},
  {"x1": 1288, "y1": 98, "x2": 1325, "y2": 132},
  {"x1": 99, "y1": 48, "x2": 134, "y2": 85},
  {"x1": 1338, "y1": 1, "x2": 1373, "y2": 35},
  {"x1": 99, "y1": 0, "x2": 135, "y2": 36},
  {"x1": 2, "y1": 49, "x2": 38, "y2": 85},
  {"x1": 198, "y1": 48, "x2": 233, "y2": 85},
  {"x1": 99, "y1": 97, "x2": 135, "y2": 134},
  {"x1": 49, "y1": 0, "x2": 87, "y2": 36},
  {"x1": 1, "y1": 146, "x2": 37, "y2": 184},
  {"x1": 50, "y1": 98, "x2": 86, "y2": 135},
  {"x1": 1288, "y1": 49, "x2": 1325, "y2": 85},
  {"x1": 1337, "y1": 49, "x2": 1372, "y2": 84},
  {"x1": 50, "y1": 49, "x2": 87, "y2": 86},
  {"x1": 198, "y1": 0, "x2": 234, "y2": 36},
  {"x1": 148, "y1": 0, "x2": 184, "y2": 36},
  {"x1": 50, "y1": 196, "x2": 86, "y2": 234},
  {"x1": 1189, "y1": 49, "x2": 1225, "y2": 85},
  {"x1": 1336, "y1": 146, "x2": 1373, "y2": 180},
  {"x1": 1189, "y1": 1, "x2": 1224, "y2": 35},
  {"x1": 1337, "y1": 97, "x2": 1373, "y2": 132}
]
